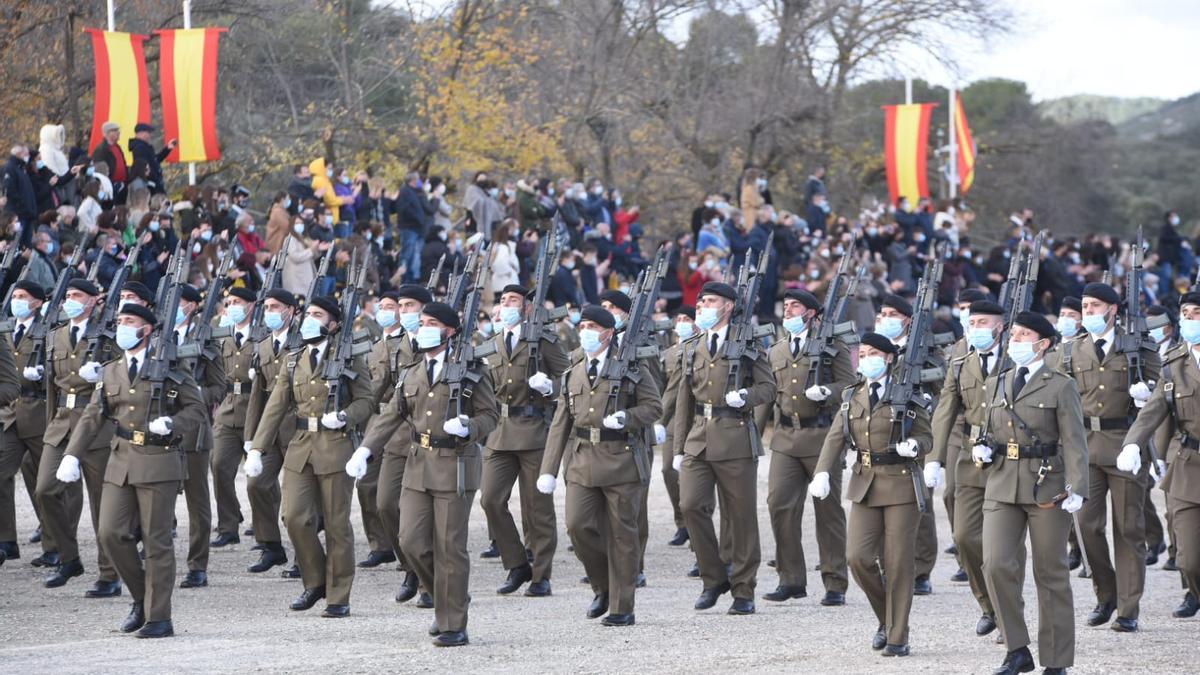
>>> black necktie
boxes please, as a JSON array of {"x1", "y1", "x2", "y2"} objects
[
  {"x1": 1014, "y1": 366, "x2": 1029, "y2": 398},
  {"x1": 235, "y1": 332, "x2": 243, "y2": 349},
  {"x1": 869, "y1": 382, "x2": 881, "y2": 408},
  {"x1": 792, "y1": 338, "x2": 801, "y2": 358},
  {"x1": 506, "y1": 331, "x2": 514, "y2": 356},
  {"x1": 980, "y1": 352, "x2": 990, "y2": 374},
  {"x1": 427, "y1": 358, "x2": 437, "y2": 385},
  {"x1": 14, "y1": 324, "x2": 24, "y2": 347},
  {"x1": 709, "y1": 333, "x2": 719, "y2": 357},
  {"x1": 128, "y1": 357, "x2": 139, "y2": 382},
  {"x1": 588, "y1": 358, "x2": 599, "y2": 384},
  {"x1": 1094, "y1": 338, "x2": 1106, "y2": 363},
  {"x1": 273, "y1": 339, "x2": 281, "y2": 356},
  {"x1": 309, "y1": 347, "x2": 318, "y2": 372},
  {"x1": 70, "y1": 325, "x2": 79, "y2": 349}
]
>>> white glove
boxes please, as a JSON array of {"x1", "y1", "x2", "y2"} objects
[
  {"x1": 148, "y1": 416, "x2": 172, "y2": 436},
  {"x1": 345, "y1": 446, "x2": 371, "y2": 479},
  {"x1": 56, "y1": 455, "x2": 81, "y2": 483},
  {"x1": 1060, "y1": 493, "x2": 1084, "y2": 514},
  {"x1": 244, "y1": 450, "x2": 263, "y2": 478},
  {"x1": 321, "y1": 411, "x2": 346, "y2": 430},
  {"x1": 653, "y1": 423, "x2": 667, "y2": 445},
  {"x1": 1116, "y1": 443, "x2": 1142, "y2": 475},
  {"x1": 972, "y1": 444, "x2": 993, "y2": 464},
  {"x1": 923, "y1": 461, "x2": 943, "y2": 489},
  {"x1": 672, "y1": 454, "x2": 684, "y2": 472},
  {"x1": 724, "y1": 389, "x2": 748, "y2": 408},
  {"x1": 1129, "y1": 381, "x2": 1151, "y2": 402},
  {"x1": 444, "y1": 415, "x2": 470, "y2": 437},
  {"x1": 804, "y1": 385, "x2": 831, "y2": 402},
  {"x1": 602, "y1": 411, "x2": 626, "y2": 430},
  {"x1": 844, "y1": 451, "x2": 856, "y2": 470},
  {"x1": 247, "y1": 367, "x2": 256, "y2": 381},
  {"x1": 243, "y1": 440, "x2": 252, "y2": 453},
  {"x1": 808, "y1": 471, "x2": 831, "y2": 499},
  {"x1": 529, "y1": 371, "x2": 553, "y2": 396},
  {"x1": 896, "y1": 438, "x2": 919, "y2": 458},
  {"x1": 79, "y1": 361, "x2": 102, "y2": 383},
  {"x1": 536, "y1": 473, "x2": 557, "y2": 494},
  {"x1": 22, "y1": 365, "x2": 43, "y2": 381}
]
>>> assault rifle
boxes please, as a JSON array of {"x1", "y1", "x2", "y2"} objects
[
  {"x1": 82, "y1": 238, "x2": 143, "y2": 364},
  {"x1": 521, "y1": 235, "x2": 569, "y2": 383},
  {"x1": 425, "y1": 253, "x2": 446, "y2": 297},
  {"x1": 1115, "y1": 227, "x2": 1152, "y2": 389},
  {"x1": 190, "y1": 241, "x2": 242, "y2": 380},
  {"x1": 24, "y1": 235, "x2": 89, "y2": 368},
  {"x1": 803, "y1": 241, "x2": 865, "y2": 393},
  {"x1": 143, "y1": 248, "x2": 192, "y2": 433},
  {"x1": 443, "y1": 241, "x2": 491, "y2": 496},
  {"x1": 321, "y1": 250, "x2": 372, "y2": 434},
  {"x1": 722, "y1": 232, "x2": 775, "y2": 457},
  {"x1": 250, "y1": 238, "x2": 289, "y2": 345}
]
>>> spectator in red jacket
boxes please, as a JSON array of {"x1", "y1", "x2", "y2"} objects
[{"x1": 235, "y1": 212, "x2": 266, "y2": 257}]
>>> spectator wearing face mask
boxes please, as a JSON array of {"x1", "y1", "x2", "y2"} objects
[
  {"x1": 265, "y1": 191, "x2": 293, "y2": 254},
  {"x1": 740, "y1": 167, "x2": 764, "y2": 228},
  {"x1": 135, "y1": 213, "x2": 180, "y2": 293},
  {"x1": 487, "y1": 221, "x2": 520, "y2": 300},
  {"x1": 692, "y1": 193, "x2": 723, "y2": 242},
  {"x1": 697, "y1": 209, "x2": 730, "y2": 260},
  {"x1": 4, "y1": 145, "x2": 38, "y2": 246},
  {"x1": 236, "y1": 212, "x2": 266, "y2": 257},
  {"x1": 806, "y1": 192, "x2": 830, "y2": 237},
  {"x1": 577, "y1": 243, "x2": 605, "y2": 304},
  {"x1": 308, "y1": 157, "x2": 345, "y2": 224},
  {"x1": 549, "y1": 249, "x2": 582, "y2": 308},
  {"x1": 1158, "y1": 210, "x2": 1183, "y2": 283}
]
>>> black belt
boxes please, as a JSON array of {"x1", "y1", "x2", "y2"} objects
[
  {"x1": 575, "y1": 427, "x2": 629, "y2": 443},
  {"x1": 857, "y1": 450, "x2": 908, "y2": 467},
  {"x1": 115, "y1": 426, "x2": 173, "y2": 447},
  {"x1": 991, "y1": 442, "x2": 1059, "y2": 460},
  {"x1": 1084, "y1": 416, "x2": 1131, "y2": 432},
  {"x1": 500, "y1": 403, "x2": 549, "y2": 419},
  {"x1": 1179, "y1": 434, "x2": 1200, "y2": 451},
  {"x1": 778, "y1": 413, "x2": 827, "y2": 429},
  {"x1": 295, "y1": 416, "x2": 342, "y2": 432},
  {"x1": 411, "y1": 432, "x2": 458, "y2": 449},
  {"x1": 20, "y1": 387, "x2": 45, "y2": 400},
  {"x1": 57, "y1": 392, "x2": 90, "y2": 409},
  {"x1": 693, "y1": 403, "x2": 747, "y2": 420}
]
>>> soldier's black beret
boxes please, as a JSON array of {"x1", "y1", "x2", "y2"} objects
[
  {"x1": 881, "y1": 294, "x2": 913, "y2": 317},
  {"x1": 674, "y1": 306, "x2": 696, "y2": 320},
  {"x1": 599, "y1": 289, "x2": 633, "y2": 313},
  {"x1": 265, "y1": 288, "x2": 297, "y2": 307},
  {"x1": 581, "y1": 305, "x2": 615, "y2": 329},
  {"x1": 1061, "y1": 296, "x2": 1081, "y2": 313},
  {"x1": 67, "y1": 278, "x2": 100, "y2": 296},
  {"x1": 421, "y1": 301, "x2": 460, "y2": 329},
  {"x1": 968, "y1": 300, "x2": 1004, "y2": 316},
  {"x1": 380, "y1": 290, "x2": 401, "y2": 303},
  {"x1": 1181, "y1": 292, "x2": 1200, "y2": 308},
  {"x1": 783, "y1": 289, "x2": 821, "y2": 311},
  {"x1": 13, "y1": 280, "x2": 46, "y2": 301},
  {"x1": 180, "y1": 284, "x2": 202, "y2": 304},
  {"x1": 860, "y1": 331, "x2": 898, "y2": 355},
  {"x1": 227, "y1": 287, "x2": 255, "y2": 302},
  {"x1": 119, "y1": 303, "x2": 157, "y2": 326},
  {"x1": 1014, "y1": 310, "x2": 1056, "y2": 339},
  {"x1": 122, "y1": 281, "x2": 153, "y2": 304},
  {"x1": 501, "y1": 284, "x2": 532, "y2": 299},
  {"x1": 394, "y1": 284, "x2": 432, "y2": 305},
  {"x1": 698, "y1": 282, "x2": 737, "y2": 303},
  {"x1": 1082, "y1": 282, "x2": 1120, "y2": 305},
  {"x1": 308, "y1": 295, "x2": 342, "y2": 322},
  {"x1": 958, "y1": 288, "x2": 991, "y2": 304}
]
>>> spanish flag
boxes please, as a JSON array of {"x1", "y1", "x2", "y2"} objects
[
  {"x1": 954, "y1": 93, "x2": 977, "y2": 195},
  {"x1": 157, "y1": 28, "x2": 227, "y2": 164},
  {"x1": 882, "y1": 103, "x2": 937, "y2": 205},
  {"x1": 86, "y1": 29, "x2": 151, "y2": 161}
]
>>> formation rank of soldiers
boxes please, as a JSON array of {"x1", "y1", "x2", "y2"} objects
[{"x1": 0, "y1": 228, "x2": 1196, "y2": 670}]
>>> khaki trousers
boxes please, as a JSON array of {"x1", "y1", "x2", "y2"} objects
[
  {"x1": 36, "y1": 440, "x2": 112, "y2": 579},
  {"x1": 1079, "y1": 463, "x2": 1146, "y2": 619},
  {"x1": 1168, "y1": 497, "x2": 1199, "y2": 603},
  {"x1": 952, "y1": 483, "x2": 993, "y2": 616},
  {"x1": 680, "y1": 454, "x2": 760, "y2": 600},
  {"x1": 847, "y1": 501, "x2": 921, "y2": 645},
  {"x1": 481, "y1": 447, "x2": 557, "y2": 581},
  {"x1": 566, "y1": 480, "x2": 642, "y2": 614},
  {"x1": 399, "y1": 487, "x2": 475, "y2": 633},
  {"x1": 0, "y1": 429, "x2": 54, "y2": 551},
  {"x1": 247, "y1": 431, "x2": 288, "y2": 545},
  {"x1": 211, "y1": 425, "x2": 245, "y2": 536},
  {"x1": 284, "y1": 464, "x2": 355, "y2": 605},
  {"x1": 99, "y1": 479, "x2": 179, "y2": 621},
  {"x1": 766, "y1": 451, "x2": 848, "y2": 592},
  {"x1": 356, "y1": 444, "x2": 388, "y2": 553},
  {"x1": 182, "y1": 449, "x2": 212, "y2": 571},
  {"x1": 375, "y1": 451, "x2": 412, "y2": 571}
]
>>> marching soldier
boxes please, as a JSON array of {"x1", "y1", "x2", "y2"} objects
[
  {"x1": 809, "y1": 332, "x2": 931, "y2": 657},
  {"x1": 56, "y1": 303, "x2": 208, "y2": 638},
  {"x1": 251, "y1": 295, "x2": 374, "y2": 617},
  {"x1": 347, "y1": 302, "x2": 498, "y2": 646},
  {"x1": 1123, "y1": 293, "x2": 1200, "y2": 620},
  {"x1": 559, "y1": 304, "x2": 582, "y2": 354},
  {"x1": 673, "y1": 281, "x2": 774, "y2": 616},
  {"x1": 1067, "y1": 282, "x2": 1160, "y2": 632},
  {"x1": 209, "y1": 287, "x2": 257, "y2": 559},
  {"x1": 1142, "y1": 304, "x2": 1174, "y2": 566},
  {"x1": 659, "y1": 307, "x2": 695, "y2": 548},
  {"x1": 974, "y1": 311, "x2": 1087, "y2": 675},
  {"x1": 34, "y1": 279, "x2": 121, "y2": 594},
  {"x1": 927, "y1": 299, "x2": 1002, "y2": 636},
  {"x1": 0, "y1": 295, "x2": 27, "y2": 564},
  {"x1": 537, "y1": 305, "x2": 662, "y2": 626},
  {"x1": 1049, "y1": 295, "x2": 1086, "y2": 571},
  {"x1": 765, "y1": 289, "x2": 852, "y2": 605},
  {"x1": 243, "y1": 288, "x2": 301, "y2": 575},
  {"x1": 482, "y1": 284, "x2": 570, "y2": 597}
]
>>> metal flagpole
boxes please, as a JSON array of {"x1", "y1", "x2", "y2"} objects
[
  {"x1": 183, "y1": 0, "x2": 196, "y2": 186},
  {"x1": 948, "y1": 87, "x2": 958, "y2": 199},
  {"x1": 107, "y1": 0, "x2": 115, "y2": 31},
  {"x1": 904, "y1": 77, "x2": 912, "y2": 105}
]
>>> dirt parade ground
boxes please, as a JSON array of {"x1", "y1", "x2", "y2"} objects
[{"x1": 0, "y1": 456, "x2": 1192, "y2": 674}]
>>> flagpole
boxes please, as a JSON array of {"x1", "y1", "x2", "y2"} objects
[
  {"x1": 107, "y1": 0, "x2": 115, "y2": 31},
  {"x1": 183, "y1": 0, "x2": 196, "y2": 186},
  {"x1": 904, "y1": 78, "x2": 912, "y2": 105},
  {"x1": 948, "y1": 87, "x2": 958, "y2": 199}
]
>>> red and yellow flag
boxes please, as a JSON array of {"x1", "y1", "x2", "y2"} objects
[
  {"x1": 157, "y1": 28, "x2": 227, "y2": 163},
  {"x1": 86, "y1": 29, "x2": 151, "y2": 161},
  {"x1": 882, "y1": 103, "x2": 937, "y2": 205},
  {"x1": 954, "y1": 93, "x2": 977, "y2": 195}
]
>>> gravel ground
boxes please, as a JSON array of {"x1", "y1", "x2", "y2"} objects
[{"x1": 0, "y1": 457, "x2": 1192, "y2": 674}]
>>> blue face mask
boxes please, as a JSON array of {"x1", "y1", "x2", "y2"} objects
[
  {"x1": 674, "y1": 322, "x2": 695, "y2": 340},
  {"x1": 264, "y1": 311, "x2": 285, "y2": 332},
  {"x1": 568, "y1": 310, "x2": 581, "y2": 325},
  {"x1": 149, "y1": 221, "x2": 160, "y2": 233},
  {"x1": 479, "y1": 322, "x2": 494, "y2": 337},
  {"x1": 500, "y1": 306, "x2": 522, "y2": 327},
  {"x1": 1081, "y1": 313, "x2": 1109, "y2": 335},
  {"x1": 226, "y1": 304, "x2": 247, "y2": 325},
  {"x1": 200, "y1": 230, "x2": 213, "y2": 242},
  {"x1": 415, "y1": 326, "x2": 443, "y2": 350},
  {"x1": 958, "y1": 311, "x2": 971, "y2": 332},
  {"x1": 283, "y1": 197, "x2": 292, "y2": 209},
  {"x1": 116, "y1": 324, "x2": 142, "y2": 351},
  {"x1": 400, "y1": 311, "x2": 421, "y2": 333},
  {"x1": 175, "y1": 307, "x2": 187, "y2": 326},
  {"x1": 300, "y1": 316, "x2": 324, "y2": 342},
  {"x1": 1181, "y1": 319, "x2": 1200, "y2": 345},
  {"x1": 967, "y1": 326, "x2": 996, "y2": 351},
  {"x1": 613, "y1": 314, "x2": 626, "y2": 331},
  {"x1": 696, "y1": 306, "x2": 720, "y2": 331},
  {"x1": 1150, "y1": 327, "x2": 1167, "y2": 343},
  {"x1": 10, "y1": 299, "x2": 33, "y2": 319},
  {"x1": 1056, "y1": 317, "x2": 1078, "y2": 338},
  {"x1": 875, "y1": 316, "x2": 904, "y2": 340},
  {"x1": 1008, "y1": 339, "x2": 1038, "y2": 366},
  {"x1": 783, "y1": 315, "x2": 806, "y2": 335},
  {"x1": 63, "y1": 298, "x2": 85, "y2": 319},
  {"x1": 580, "y1": 328, "x2": 603, "y2": 354},
  {"x1": 857, "y1": 355, "x2": 887, "y2": 381},
  {"x1": 293, "y1": 223, "x2": 305, "y2": 236},
  {"x1": 377, "y1": 310, "x2": 397, "y2": 329}
]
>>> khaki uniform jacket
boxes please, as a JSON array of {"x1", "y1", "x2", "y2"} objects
[
  {"x1": 816, "y1": 377, "x2": 933, "y2": 507},
  {"x1": 214, "y1": 326, "x2": 256, "y2": 428},
  {"x1": 1125, "y1": 344, "x2": 1200, "y2": 506},
  {"x1": 366, "y1": 330, "x2": 417, "y2": 456},
  {"x1": 558, "y1": 322, "x2": 581, "y2": 354},
  {"x1": 931, "y1": 338, "x2": 993, "y2": 488},
  {"x1": 361, "y1": 349, "x2": 498, "y2": 493},
  {"x1": 768, "y1": 332, "x2": 855, "y2": 457},
  {"x1": 980, "y1": 362, "x2": 1089, "y2": 505},
  {"x1": 0, "y1": 336, "x2": 18, "y2": 407},
  {"x1": 251, "y1": 338, "x2": 374, "y2": 475},
  {"x1": 486, "y1": 327, "x2": 571, "y2": 451},
  {"x1": 243, "y1": 329, "x2": 296, "y2": 443},
  {"x1": 65, "y1": 348, "x2": 208, "y2": 486},
  {"x1": 45, "y1": 319, "x2": 114, "y2": 450},
  {"x1": 175, "y1": 322, "x2": 228, "y2": 452},
  {"x1": 2, "y1": 323, "x2": 47, "y2": 439},
  {"x1": 660, "y1": 341, "x2": 684, "y2": 429},
  {"x1": 542, "y1": 356, "x2": 663, "y2": 487},
  {"x1": 1064, "y1": 328, "x2": 1161, "y2": 465},
  {"x1": 672, "y1": 332, "x2": 776, "y2": 461}
]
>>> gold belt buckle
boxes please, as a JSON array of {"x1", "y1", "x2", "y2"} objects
[
  {"x1": 589, "y1": 428, "x2": 602, "y2": 444},
  {"x1": 132, "y1": 430, "x2": 146, "y2": 446},
  {"x1": 307, "y1": 417, "x2": 319, "y2": 433},
  {"x1": 501, "y1": 403, "x2": 510, "y2": 417},
  {"x1": 702, "y1": 403, "x2": 713, "y2": 419},
  {"x1": 419, "y1": 432, "x2": 432, "y2": 449},
  {"x1": 861, "y1": 450, "x2": 871, "y2": 468},
  {"x1": 65, "y1": 393, "x2": 76, "y2": 407},
  {"x1": 1007, "y1": 443, "x2": 1020, "y2": 460}
]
